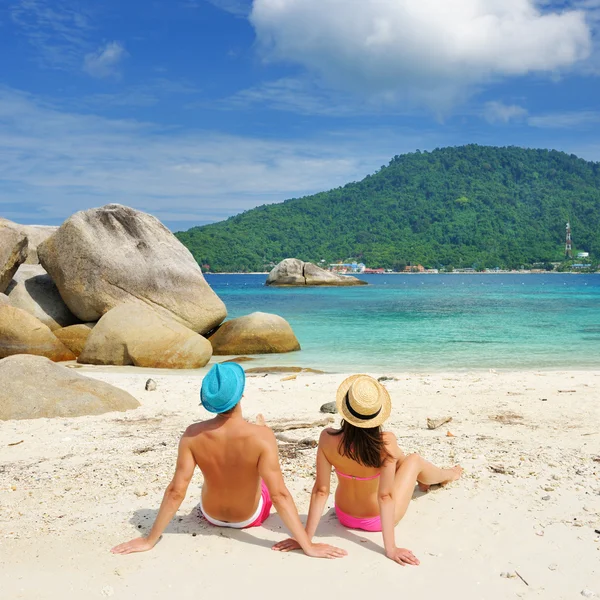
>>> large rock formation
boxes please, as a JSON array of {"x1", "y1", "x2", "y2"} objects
[
  {"x1": 0, "y1": 223, "x2": 28, "y2": 293},
  {"x1": 0, "y1": 219, "x2": 57, "y2": 264},
  {"x1": 5, "y1": 265, "x2": 79, "y2": 331},
  {"x1": 0, "y1": 354, "x2": 139, "y2": 420},
  {"x1": 0, "y1": 306, "x2": 76, "y2": 361},
  {"x1": 79, "y1": 304, "x2": 213, "y2": 368},
  {"x1": 266, "y1": 259, "x2": 367, "y2": 287},
  {"x1": 37, "y1": 204, "x2": 227, "y2": 334},
  {"x1": 209, "y1": 312, "x2": 301, "y2": 355},
  {"x1": 54, "y1": 323, "x2": 95, "y2": 356}
]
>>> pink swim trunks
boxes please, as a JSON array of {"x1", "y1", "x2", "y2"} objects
[
  {"x1": 201, "y1": 481, "x2": 272, "y2": 529},
  {"x1": 335, "y1": 505, "x2": 382, "y2": 532}
]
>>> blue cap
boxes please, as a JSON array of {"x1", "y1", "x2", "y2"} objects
[{"x1": 200, "y1": 363, "x2": 246, "y2": 413}]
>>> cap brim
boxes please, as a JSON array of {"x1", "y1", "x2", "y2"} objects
[{"x1": 335, "y1": 374, "x2": 391, "y2": 428}]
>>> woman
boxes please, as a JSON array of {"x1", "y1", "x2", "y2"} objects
[{"x1": 273, "y1": 374, "x2": 462, "y2": 565}]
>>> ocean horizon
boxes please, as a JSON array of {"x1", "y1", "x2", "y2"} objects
[{"x1": 207, "y1": 273, "x2": 600, "y2": 373}]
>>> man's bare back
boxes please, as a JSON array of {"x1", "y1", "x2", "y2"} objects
[{"x1": 187, "y1": 414, "x2": 274, "y2": 522}]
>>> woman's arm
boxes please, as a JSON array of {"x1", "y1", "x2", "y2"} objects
[
  {"x1": 378, "y1": 459, "x2": 398, "y2": 555},
  {"x1": 304, "y1": 437, "x2": 333, "y2": 539},
  {"x1": 272, "y1": 430, "x2": 332, "y2": 552},
  {"x1": 259, "y1": 429, "x2": 346, "y2": 559},
  {"x1": 111, "y1": 433, "x2": 196, "y2": 554}
]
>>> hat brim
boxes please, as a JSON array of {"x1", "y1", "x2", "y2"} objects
[
  {"x1": 200, "y1": 362, "x2": 246, "y2": 413},
  {"x1": 335, "y1": 374, "x2": 391, "y2": 429}
]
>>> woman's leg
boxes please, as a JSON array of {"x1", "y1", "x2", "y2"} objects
[{"x1": 392, "y1": 454, "x2": 462, "y2": 523}]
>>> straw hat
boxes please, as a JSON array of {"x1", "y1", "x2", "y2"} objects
[{"x1": 335, "y1": 374, "x2": 391, "y2": 428}]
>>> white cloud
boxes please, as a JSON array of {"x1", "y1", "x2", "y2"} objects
[
  {"x1": 0, "y1": 86, "x2": 435, "y2": 228},
  {"x1": 250, "y1": 0, "x2": 592, "y2": 111},
  {"x1": 483, "y1": 101, "x2": 528, "y2": 124},
  {"x1": 83, "y1": 41, "x2": 127, "y2": 79},
  {"x1": 528, "y1": 110, "x2": 600, "y2": 128}
]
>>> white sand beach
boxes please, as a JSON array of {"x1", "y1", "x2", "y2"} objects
[{"x1": 1, "y1": 367, "x2": 599, "y2": 600}]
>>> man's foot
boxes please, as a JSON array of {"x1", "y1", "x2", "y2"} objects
[{"x1": 256, "y1": 414, "x2": 266, "y2": 426}]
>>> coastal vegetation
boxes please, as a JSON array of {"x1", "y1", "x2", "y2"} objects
[{"x1": 176, "y1": 145, "x2": 600, "y2": 272}]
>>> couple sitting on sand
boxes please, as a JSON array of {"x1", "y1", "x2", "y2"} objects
[{"x1": 112, "y1": 363, "x2": 462, "y2": 565}]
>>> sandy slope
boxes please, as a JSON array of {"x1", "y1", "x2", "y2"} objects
[{"x1": 1, "y1": 366, "x2": 599, "y2": 600}]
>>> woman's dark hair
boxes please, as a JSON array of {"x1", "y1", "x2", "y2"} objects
[{"x1": 332, "y1": 419, "x2": 391, "y2": 469}]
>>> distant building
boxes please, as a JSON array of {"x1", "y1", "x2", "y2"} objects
[
  {"x1": 577, "y1": 252, "x2": 590, "y2": 259},
  {"x1": 403, "y1": 264, "x2": 425, "y2": 273},
  {"x1": 329, "y1": 262, "x2": 366, "y2": 273}
]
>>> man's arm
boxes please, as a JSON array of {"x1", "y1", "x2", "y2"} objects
[
  {"x1": 258, "y1": 430, "x2": 346, "y2": 559},
  {"x1": 111, "y1": 431, "x2": 196, "y2": 555}
]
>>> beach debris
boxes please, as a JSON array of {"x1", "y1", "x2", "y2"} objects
[
  {"x1": 320, "y1": 402, "x2": 337, "y2": 414},
  {"x1": 270, "y1": 416, "x2": 333, "y2": 433},
  {"x1": 134, "y1": 489, "x2": 148, "y2": 497},
  {"x1": 542, "y1": 495, "x2": 551, "y2": 501},
  {"x1": 489, "y1": 464, "x2": 515, "y2": 475},
  {"x1": 377, "y1": 376, "x2": 398, "y2": 382},
  {"x1": 427, "y1": 416, "x2": 452, "y2": 430},
  {"x1": 246, "y1": 366, "x2": 325, "y2": 375},
  {"x1": 145, "y1": 379, "x2": 157, "y2": 391},
  {"x1": 446, "y1": 431, "x2": 455, "y2": 437},
  {"x1": 220, "y1": 356, "x2": 255, "y2": 363},
  {"x1": 281, "y1": 375, "x2": 297, "y2": 382},
  {"x1": 500, "y1": 571, "x2": 517, "y2": 579},
  {"x1": 548, "y1": 564, "x2": 558, "y2": 571},
  {"x1": 491, "y1": 412, "x2": 524, "y2": 425},
  {"x1": 275, "y1": 433, "x2": 317, "y2": 447},
  {"x1": 542, "y1": 486, "x2": 555, "y2": 492},
  {"x1": 133, "y1": 446, "x2": 155, "y2": 455},
  {"x1": 558, "y1": 389, "x2": 577, "y2": 393},
  {"x1": 101, "y1": 586, "x2": 115, "y2": 597},
  {"x1": 515, "y1": 571, "x2": 529, "y2": 586},
  {"x1": 581, "y1": 590, "x2": 596, "y2": 598},
  {"x1": 7, "y1": 440, "x2": 24, "y2": 447},
  {"x1": 535, "y1": 529, "x2": 545, "y2": 537}
]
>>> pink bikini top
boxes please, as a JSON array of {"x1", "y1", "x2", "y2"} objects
[{"x1": 335, "y1": 469, "x2": 380, "y2": 482}]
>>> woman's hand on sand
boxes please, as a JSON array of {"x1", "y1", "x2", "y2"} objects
[
  {"x1": 304, "y1": 543, "x2": 347, "y2": 559},
  {"x1": 272, "y1": 538, "x2": 302, "y2": 552},
  {"x1": 111, "y1": 537, "x2": 156, "y2": 555},
  {"x1": 273, "y1": 538, "x2": 346, "y2": 558},
  {"x1": 385, "y1": 547, "x2": 420, "y2": 566}
]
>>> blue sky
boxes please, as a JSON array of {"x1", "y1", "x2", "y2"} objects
[{"x1": 1, "y1": 0, "x2": 599, "y2": 231}]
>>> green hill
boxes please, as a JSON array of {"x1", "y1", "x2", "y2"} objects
[{"x1": 176, "y1": 145, "x2": 600, "y2": 272}]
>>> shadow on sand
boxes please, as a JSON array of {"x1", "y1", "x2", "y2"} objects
[{"x1": 131, "y1": 485, "x2": 433, "y2": 556}]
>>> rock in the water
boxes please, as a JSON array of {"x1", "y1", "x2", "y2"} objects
[
  {"x1": 0, "y1": 354, "x2": 139, "y2": 420},
  {"x1": 209, "y1": 312, "x2": 301, "y2": 355},
  {"x1": 5, "y1": 265, "x2": 79, "y2": 331},
  {"x1": 0, "y1": 223, "x2": 28, "y2": 293},
  {"x1": 38, "y1": 204, "x2": 227, "y2": 333},
  {"x1": 0, "y1": 306, "x2": 76, "y2": 361},
  {"x1": 145, "y1": 378, "x2": 157, "y2": 391},
  {"x1": 0, "y1": 293, "x2": 9, "y2": 306},
  {"x1": 79, "y1": 303, "x2": 213, "y2": 368},
  {"x1": 54, "y1": 323, "x2": 95, "y2": 356},
  {"x1": 266, "y1": 258, "x2": 367, "y2": 287},
  {"x1": 320, "y1": 401, "x2": 337, "y2": 414}
]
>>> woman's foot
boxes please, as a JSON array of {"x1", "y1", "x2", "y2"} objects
[
  {"x1": 418, "y1": 465, "x2": 463, "y2": 491},
  {"x1": 440, "y1": 465, "x2": 463, "y2": 485}
]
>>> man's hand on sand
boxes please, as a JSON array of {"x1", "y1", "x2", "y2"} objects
[
  {"x1": 111, "y1": 537, "x2": 156, "y2": 555},
  {"x1": 385, "y1": 546, "x2": 420, "y2": 566},
  {"x1": 273, "y1": 538, "x2": 346, "y2": 559}
]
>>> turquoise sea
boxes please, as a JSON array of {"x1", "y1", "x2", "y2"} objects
[{"x1": 206, "y1": 274, "x2": 600, "y2": 372}]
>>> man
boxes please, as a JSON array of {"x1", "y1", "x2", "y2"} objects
[{"x1": 111, "y1": 362, "x2": 346, "y2": 559}]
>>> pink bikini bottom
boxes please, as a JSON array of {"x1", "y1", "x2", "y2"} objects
[{"x1": 335, "y1": 505, "x2": 382, "y2": 532}]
